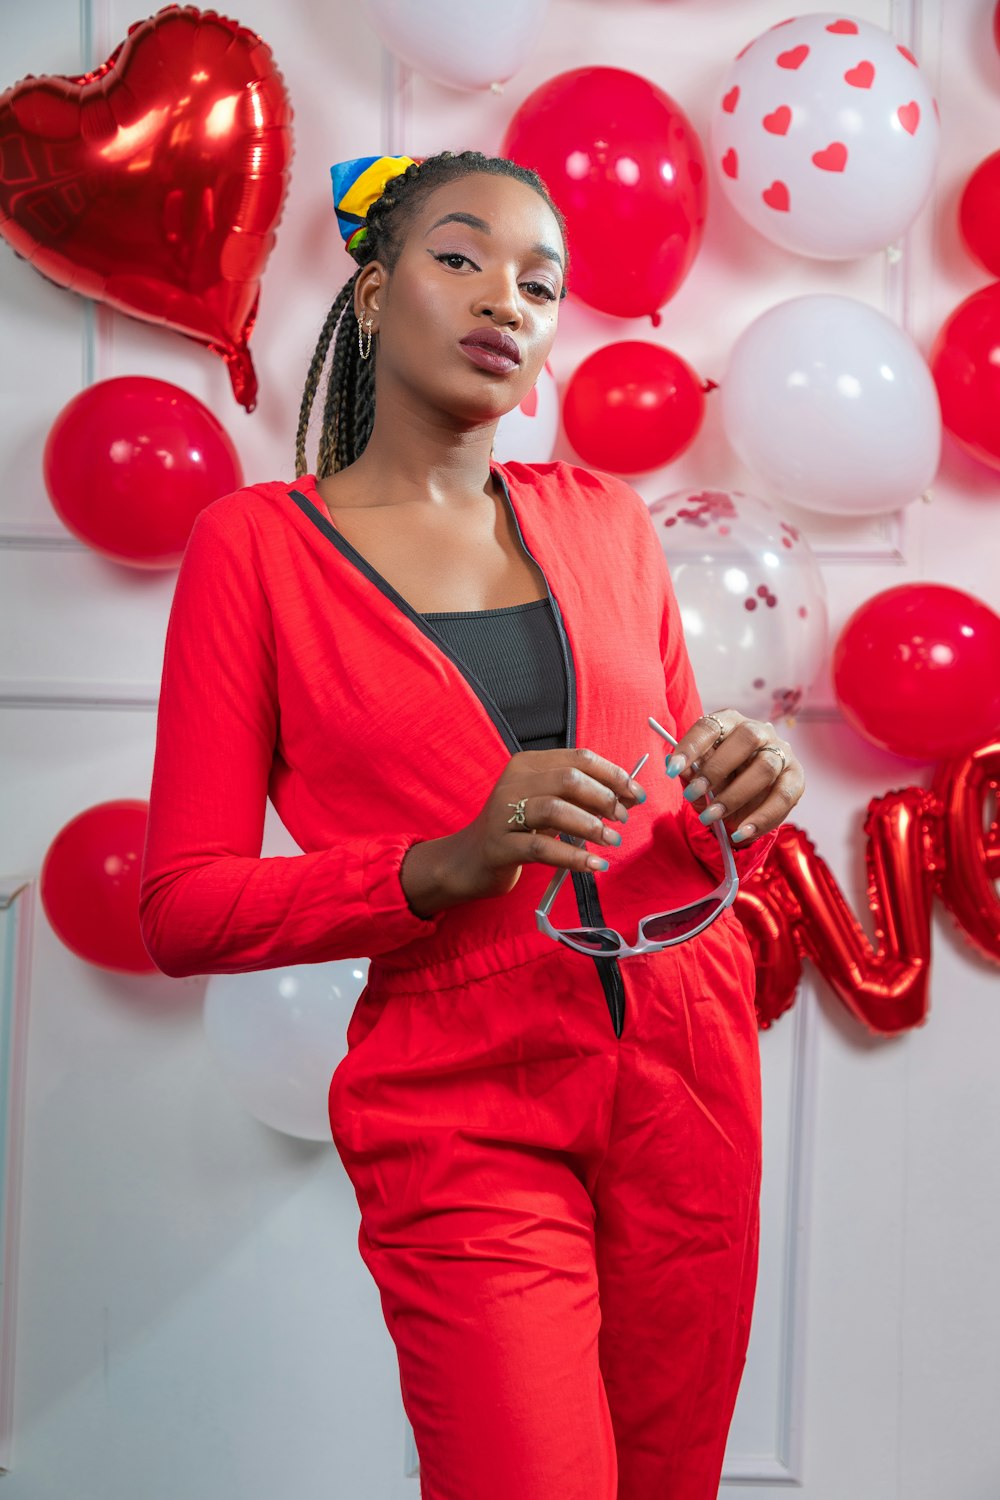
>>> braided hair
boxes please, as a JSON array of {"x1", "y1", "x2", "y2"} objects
[{"x1": 294, "y1": 150, "x2": 570, "y2": 479}]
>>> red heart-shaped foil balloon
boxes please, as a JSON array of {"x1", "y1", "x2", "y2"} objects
[{"x1": 0, "y1": 5, "x2": 293, "y2": 411}]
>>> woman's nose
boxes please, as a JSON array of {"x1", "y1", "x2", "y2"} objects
[{"x1": 474, "y1": 281, "x2": 522, "y2": 326}]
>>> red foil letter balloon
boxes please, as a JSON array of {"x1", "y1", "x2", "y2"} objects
[
  {"x1": 0, "y1": 6, "x2": 293, "y2": 411},
  {"x1": 738, "y1": 736, "x2": 1000, "y2": 1035}
]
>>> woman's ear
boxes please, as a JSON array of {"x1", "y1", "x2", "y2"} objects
[{"x1": 355, "y1": 262, "x2": 384, "y2": 327}]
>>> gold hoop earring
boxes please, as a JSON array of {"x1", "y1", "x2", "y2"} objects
[{"x1": 357, "y1": 314, "x2": 373, "y2": 361}]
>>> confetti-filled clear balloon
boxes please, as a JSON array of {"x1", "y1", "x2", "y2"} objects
[
  {"x1": 204, "y1": 958, "x2": 369, "y2": 1141},
  {"x1": 648, "y1": 488, "x2": 828, "y2": 723}
]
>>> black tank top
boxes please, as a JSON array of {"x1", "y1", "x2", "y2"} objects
[{"x1": 421, "y1": 597, "x2": 568, "y2": 751}]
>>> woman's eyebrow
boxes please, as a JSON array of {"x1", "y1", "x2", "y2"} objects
[{"x1": 425, "y1": 211, "x2": 564, "y2": 270}]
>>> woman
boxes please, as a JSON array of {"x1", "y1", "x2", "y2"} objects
[{"x1": 139, "y1": 149, "x2": 805, "y2": 1500}]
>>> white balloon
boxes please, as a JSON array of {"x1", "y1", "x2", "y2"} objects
[
  {"x1": 648, "y1": 488, "x2": 828, "y2": 722},
  {"x1": 364, "y1": 0, "x2": 549, "y2": 92},
  {"x1": 492, "y1": 360, "x2": 559, "y2": 464},
  {"x1": 203, "y1": 959, "x2": 369, "y2": 1141},
  {"x1": 710, "y1": 12, "x2": 940, "y2": 257},
  {"x1": 719, "y1": 293, "x2": 941, "y2": 515}
]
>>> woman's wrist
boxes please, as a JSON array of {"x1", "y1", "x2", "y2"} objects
[{"x1": 399, "y1": 835, "x2": 467, "y2": 918}]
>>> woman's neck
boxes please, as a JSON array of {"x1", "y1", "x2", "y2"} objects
[{"x1": 333, "y1": 405, "x2": 498, "y2": 510}]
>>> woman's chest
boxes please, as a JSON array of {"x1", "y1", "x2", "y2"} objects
[{"x1": 320, "y1": 496, "x2": 547, "y2": 614}]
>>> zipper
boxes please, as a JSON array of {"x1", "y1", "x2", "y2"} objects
[
  {"x1": 288, "y1": 485, "x2": 530, "y2": 753},
  {"x1": 488, "y1": 470, "x2": 626, "y2": 1037},
  {"x1": 288, "y1": 469, "x2": 627, "y2": 1038}
]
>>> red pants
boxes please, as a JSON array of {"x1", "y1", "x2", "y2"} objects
[{"x1": 329, "y1": 915, "x2": 762, "y2": 1500}]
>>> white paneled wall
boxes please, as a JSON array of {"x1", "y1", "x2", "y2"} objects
[{"x1": 2, "y1": 2, "x2": 999, "y2": 1498}]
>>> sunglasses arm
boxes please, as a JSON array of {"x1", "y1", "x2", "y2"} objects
[{"x1": 535, "y1": 835, "x2": 585, "y2": 922}]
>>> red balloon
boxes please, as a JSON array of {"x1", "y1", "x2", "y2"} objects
[
  {"x1": 930, "y1": 282, "x2": 1000, "y2": 470},
  {"x1": 562, "y1": 341, "x2": 705, "y2": 473},
  {"x1": 0, "y1": 6, "x2": 292, "y2": 410},
  {"x1": 734, "y1": 881, "x2": 803, "y2": 1030},
  {"x1": 738, "y1": 791, "x2": 938, "y2": 1036},
  {"x1": 43, "y1": 376, "x2": 243, "y2": 568},
  {"x1": 832, "y1": 584, "x2": 1000, "y2": 760},
  {"x1": 995, "y1": 0, "x2": 1000, "y2": 55},
  {"x1": 501, "y1": 67, "x2": 707, "y2": 320},
  {"x1": 958, "y1": 151, "x2": 1000, "y2": 276},
  {"x1": 40, "y1": 800, "x2": 156, "y2": 974}
]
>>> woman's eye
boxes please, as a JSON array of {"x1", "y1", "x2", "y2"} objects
[{"x1": 433, "y1": 253, "x2": 557, "y2": 302}]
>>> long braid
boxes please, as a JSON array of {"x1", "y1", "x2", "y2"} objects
[
  {"x1": 294, "y1": 278, "x2": 356, "y2": 478},
  {"x1": 296, "y1": 150, "x2": 570, "y2": 478}
]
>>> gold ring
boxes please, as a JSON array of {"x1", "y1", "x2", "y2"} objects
[
  {"x1": 703, "y1": 713, "x2": 727, "y2": 746},
  {"x1": 506, "y1": 798, "x2": 529, "y2": 826},
  {"x1": 756, "y1": 743, "x2": 788, "y2": 774}
]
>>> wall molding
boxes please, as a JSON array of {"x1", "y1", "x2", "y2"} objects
[
  {"x1": 0, "y1": 878, "x2": 37, "y2": 1472},
  {"x1": 0, "y1": 680, "x2": 160, "y2": 711},
  {"x1": 723, "y1": 982, "x2": 820, "y2": 1485}
]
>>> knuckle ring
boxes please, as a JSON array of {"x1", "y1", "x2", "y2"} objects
[
  {"x1": 703, "y1": 713, "x2": 727, "y2": 746},
  {"x1": 506, "y1": 798, "x2": 529, "y2": 826},
  {"x1": 756, "y1": 743, "x2": 788, "y2": 774}
]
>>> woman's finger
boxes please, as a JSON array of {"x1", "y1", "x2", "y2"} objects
[
  {"x1": 515, "y1": 755, "x2": 644, "y2": 821},
  {"x1": 724, "y1": 768, "x2": 804, "y2": 840},
  {"x1": 503, "y1": 792, "x2": 620, "y2": 852},
  {"x1": 692, "y1": 716, "x2": 786, "y2": 785},
  {"x1": 699, "y1": 755, "x2": 804, "y2": 834},
  {"x1": 664, "y1": 711, "x2": 736, "y2": 778},
  {"x1": 694, "y1": 742, "x2": 795, "y2": 822},
  {"x1": 515, "y1": 829, "x2": 613, "y2": 873}
]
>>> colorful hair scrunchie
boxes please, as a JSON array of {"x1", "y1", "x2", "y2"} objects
[{"x1": 330, "y1": 154, "x2": 418, "y2": 256}]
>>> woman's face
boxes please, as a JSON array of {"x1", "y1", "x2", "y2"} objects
[{"x1": 360, "y1": 172, "x2": 566, "y2": 426}]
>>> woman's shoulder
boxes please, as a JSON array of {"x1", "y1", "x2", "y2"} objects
[
  {"x1": 497, "y1": 458, "x2": 653, "y2": 528},
  {"x1": 187, "y1": 477, "x2": 304, "y2": 544}
]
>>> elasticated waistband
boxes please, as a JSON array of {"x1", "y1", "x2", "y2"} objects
[{"x1": 370, "y1": 926, "x2": 573, "y2": 996}]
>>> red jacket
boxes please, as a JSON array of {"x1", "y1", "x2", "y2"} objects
[{"x1": 139, "y1": 459, "x2": 774, "y2": 1033}]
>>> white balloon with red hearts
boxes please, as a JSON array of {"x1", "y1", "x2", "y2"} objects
[
  {"x1": 492, "y1": 359, "x2": 559, "y2": 464},
  {"x1": 709, "y1": 12, "x2": 940, "y2": 258}
]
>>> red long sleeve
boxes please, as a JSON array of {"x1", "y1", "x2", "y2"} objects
[
  {"x1": 139, "y1": 465, "x2": 777, "y2": 981},
  {"x1": 138, "y1": 504, "x2": 444, "y2": 978}
]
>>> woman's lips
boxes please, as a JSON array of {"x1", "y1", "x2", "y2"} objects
[{"x1": 458, "y1": 342, "x2": 520, "y2": 374}]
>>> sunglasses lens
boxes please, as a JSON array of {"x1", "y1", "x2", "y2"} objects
[
  {"x1": 559, "y1": 928, "x2": 622, "y2": 955},
  {"x1": 641, "y1": 899, "x2": 721, "y2": 943}
]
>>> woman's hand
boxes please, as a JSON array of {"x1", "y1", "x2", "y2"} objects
[
  {"x1": 400, "y1": 748, "x2": 648, "y2": 916},
  {"x1": 666, "y1": 710, "x2": 804, "y2": 845}
]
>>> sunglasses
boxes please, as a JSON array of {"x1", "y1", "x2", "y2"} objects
[{"x1": 534, "y1": 716, "x2": 739, "y2": 959}]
